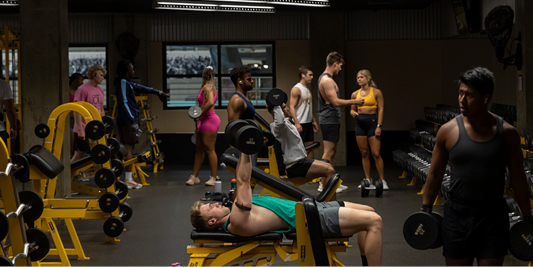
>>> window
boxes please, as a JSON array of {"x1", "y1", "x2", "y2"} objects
[
  {"x1": 1, "y1": 49, "x2": 19, "y2": 104},
  {"x1": 164, "y1": 43, "x2": 275, "y2": 109},
  {"x1": 68, "y1": 46, "x2": 109, "y2": 109}
]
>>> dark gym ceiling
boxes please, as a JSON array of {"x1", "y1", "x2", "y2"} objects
[{"x1": 0, "y1": 0, "x2": 439, "y2": 14}]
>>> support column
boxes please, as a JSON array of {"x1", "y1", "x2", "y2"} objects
[
  {"x1": 20, "y1": 0, "x2": 70, "y2": 197},
  {"x1": 516, "y1": 0, "x2": 533, "y2": 135},
  {"x1": 309, "y1": 11, "x2": 346, "y2": 166}
]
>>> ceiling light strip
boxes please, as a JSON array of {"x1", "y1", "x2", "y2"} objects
[
  {"x1": 155, "y1": 2, "x2": 275, "y2": 13},
  {"x1": 204, "y1": 0, "x2": 329, "y2": 7},
  {"x1": 0, "y1": 0, "x2": 18, "y2": 6}
]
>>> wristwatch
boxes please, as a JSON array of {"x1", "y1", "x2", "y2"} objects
[{"x1": 377, "y1": 125, "x2": 382, "y2": 128}]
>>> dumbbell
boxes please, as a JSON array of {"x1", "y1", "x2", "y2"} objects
[
  {"x1": 85, "y1": 117, "x2": 115, "y2": 140},
  {"x1": 150, "y1": 140, "x2": 162, "y2": 147},
  {"x1": 90, "y1": 137, "x2": 121, "y2": 164},
  {"x1": 148, "y1": 128, "x2": 159, "y2": 134},
  {"x1": 34, "y1": 124, "x2": 50, "y2": 138},
  {"x1": 1, "y1": 154, "x2": 30, "y2": 183},
  {"x1": 0, "y1": 228, "x2": 50, "y2": 265},
  {"x1": 155, "y1": 152, "x2": 165, "y2": 164},
  {"x1": 509, "y1": 219, "x2": 533, "y2": 261},
  {"x1": 0, "y1": 191, "x2": 44, "y2": 241},
  {"x1": 360, "y1": 179, "x2": 383, "y2": 198},
  {"x1": 103, "y1": 203, "x2": 134, "y2": 238},
  {"x1": 266, "y1": 88, "x2": 287, "y2": 108},
  {"x1": 116, "y1": 144, "x2": 128, "y2": 161},
  {"x1": 141, "y1": 116, "x2": 157, "y2": 122},
  {"x1": 143, "y1": 104, "x2": 150, "y2": 110},
  {"x1": 224, "y1": 119, "x2": 264, "y2": 155},
  {"x1": 188, "y1": 106, "x2": 202, "y2": 119},
  {"x1": 403, "y1": 210, "x2": 444, "y2": 250}
]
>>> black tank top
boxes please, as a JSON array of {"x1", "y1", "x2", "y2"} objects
[
  {"x1": 448, "y1": 115, "x2": 507, "y2": 205},
  {"x1": 233, "y1": 92, "x2": 255, "y2": 120}
]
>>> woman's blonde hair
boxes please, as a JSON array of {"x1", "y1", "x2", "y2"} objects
[
  {"x1": 87, "y1": 65, "x2": 107, "y2": 80},
  {"x1": 358, "y1": 69, "x2": 377, "y2": 88},
  {"x1": 202, "y1": 67, "x2": 215, "y2": 100}
]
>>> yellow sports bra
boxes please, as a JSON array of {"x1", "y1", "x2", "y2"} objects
[{"x1": 356, "y1": 87, "x2": 378, "y2": 108}]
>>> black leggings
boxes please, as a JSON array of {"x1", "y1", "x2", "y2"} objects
[{"x1": 355, "y1": 114, "x2": 377, "y2": 137}]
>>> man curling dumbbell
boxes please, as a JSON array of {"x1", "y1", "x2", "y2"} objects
[{"x1": 191, "y1": 149, "x2": 383, "y2": 266}]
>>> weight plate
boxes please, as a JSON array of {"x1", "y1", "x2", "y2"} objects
[
  {"x1": 34, "y1": 124, "x2": 50, "y2": 139},
  {"x1": 18, "y1": 191, "x2": 44, "y2": 223},
  {"x1": 234, "y1": 125, "x2": 263, "y2": 155},
  {"x1": 11, "y1": 154, "x2": 29, "y2": 183},
  {"x1": 262, "y1": 130, "x2": 275, "y2": 147},
  {"x1": 106, "y1": 138, "x2": 120, "y2": 154},
  {"x1": 0, "y1": 256, "x2": 12, "y2": 266},
  {"x1": 25, "y1": 228, "x2": 50, "y2": 261},
  {"x1": 90, "y1": 144, "x2": 111, "y2": 164},
  {"x1": 245, "y1": 119, "x2": 261, "y2": 130},
  {"x1": 102, "y1": 116, "x2": 115, "y2": 134},
  {"x1": 429, "y1": 212, "x2": 444, "y2": 249},
  {"x1": 94, "y1": 168, "x2": 116, "y2": 189},
  {"x1": 509, "y1": 220, "x2": 533, "y2": 261},
  {"x1": 0, "y1": 211, "x2": 8, "y2": 241},
  {"x1": 119, "y1": 202, "x2": 133, "y2": 223},
  {"x1": 224, "y1": 120, "x2": 248, "y2": 148},
  {"x1": 266, "y1": 88, "x2": 287, "y2": 107},
  {"x1": 110, "y1": 159, "x2": 124, "y2": 177},
  {"x1": 99, "y1": 192, "x2": 120, "y2": 213},
  {"x1": 188, "y1": 106, "x2": 202, "y2": 119},
  {"x1": 85, "y1": 120, "x2": 106, "y2": 140},
  {"x1": 115, "y1": 181, "x2": 129, "y2": 200},
  {"x1": 375, "y1": 179, "x2": 383, "y2": 198},
  {"x1": 224, "y1": 147, "x2": 240, "y2": 158},
  {"x1": 360, "y1": 180, "x2": 370, "y2": 198},
  {"x1": 103, "y1": 216, "x2": 124, "y2": 238},
  {"x1": 403, "y1": 212, "x2": 440, "y2": 250}
]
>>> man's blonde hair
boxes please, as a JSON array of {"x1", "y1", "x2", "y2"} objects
[
  {"x1": 190, "y1": 201, "x2": 216, "y2": 231},
  {"x1": 87, "y1": 65, "x2": 107, "y2": 80}
]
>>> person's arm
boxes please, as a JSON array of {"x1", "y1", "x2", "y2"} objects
[
  {"x1": 227, "y1": 153, "x2": 253, "y2": 235},
  {"x1": 3, "y1": 99, "x2": 16, "y2": 140},
  {"x1": 350, "y1": 91, "x2": 359, "y2": 118},
  {"x1": 375, "y1": 89, "x2": 384, "y2": 137},
  {"x1": 118, "y1": 79, "x2": 136, "y2": 123},
  {"x1": 505, "y1": 124, "x2": 532, "y2": 220},
  {"x1": 312, "y1": 114, "x2": 318, "y2": 132},
  {"x1": 227, "y1": 96, "x2": 244, "y2": 122},
  {"x1": 289, "y1": 87, "x2": 302, "y2": 134},
  {"x1": 422, "y1": 123, "x2": 450, "y2": 207},
  {"x1": 322, "y1": 79, "x2": 364, "y2": 107}
]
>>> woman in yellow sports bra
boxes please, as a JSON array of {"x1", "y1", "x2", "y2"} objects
[{"x1": 350, "y1": 69, "x2": 388, "y2": 190}]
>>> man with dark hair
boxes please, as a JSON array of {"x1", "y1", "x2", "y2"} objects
[
  {"x1": 422, "y1": 67, "x2": 531, "y2": 266},
  {"x1": 114, "y1": 60, "x2": 169, "y2": 189},
  {"x1": 318, "y1": 52, "x2": 364, "y2": 190}
]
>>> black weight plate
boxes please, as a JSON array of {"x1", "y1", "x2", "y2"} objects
[
  {"x1": 509, "y1": 220, "x2": 533, "y2": 261},
  {"x1": 262, "y1": 130, "x2": 275, "y2": 147},
  {"x1": 11, "y1": 154, "x2": 29, "y2": 183},
  {"x1": 375, "y1": 179, "x2": 383, "y2": 198},
  {"x1": 245, "y1": 119, "x2": 261, "y2": 130},
  {"x1": 90, "y1": 144, "x2": 111, "y2": 164},
  {"x1": 85, "y1": 120, "x2": 106, "y2": 140},
  {"x1": 18, "y1": 191, "x2": 44, "y2": 222},
  {"x1": 94, "y1": 168, "x2": 115, "y2": 189},
  {"x1": 115, "y1": 181, "x2": 129, "y2": 200},
  {"x1": 106, "y1": 138, "x2": 120, "y2": 154},
  {"x1": 0, "y1": 255, "x2": 12, "y2": 266},
  {"x1": 0, "y1": 211, "x2": 8, "y2": 241},
  {"x1": 403, "y1": 212, "x2": 440, "y2": 250},
  {"x1": 224, "y1": 147, "x2": 240, "y2": 158},
  {"x1": 34, "y1": 124, "x2": 50, "y2": 139},
  {"x1": 361, "y1": 180, "x2": 370, "y2": 198},
  {"x1": 103, "y1": 216, "x2": 124, "y2": 237},
  {"x1": 224, "y1": 120, "x2": 248, "y2": 148},
  {"x1": 119, "y1": 202, "x2": 133, "y2": 223},
  {"x1": 102, "y1": 116, "x2": 115, "y2": 134},
  {"x1": 99, "y1": 192, "x2": 120, "y2": 213},
  {"x1": 191, "y1": 133, "x2": 196, "y2": 145},
  {"x1": 188, "y1": 106, "x2": 202, "y2": 119},
  {"x1": 266, "y1": 88, "x2": 287, "y2": 107},
  {"x1": 234, "y1": 125, "x2": 263, "y2": 155},
  {"x1": 429, "y1": 212, "x2": 444, "y2": 248},
  {"x1": 25, "y1": 228, "x2": 50, "y2": 261},
  {"x1": 110, "y1": 159, "x2": 124, "y2": 177}
]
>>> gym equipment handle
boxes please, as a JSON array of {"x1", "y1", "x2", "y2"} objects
[
  {"x1": 0, "y1": 163, "x2": 24, "y2": 178},
  {"x1": 49, "y1": 200, "x2": 90, "y2": 209},
  {"x1": 6, "y1": 204, "x2": 30, "y2": 218},
  {"x1": 11, "y1": 242, "x2": 36, "y2": 264}
]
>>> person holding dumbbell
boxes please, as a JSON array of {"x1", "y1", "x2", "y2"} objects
[
  {"x1": 187, "y1": 67, "x2": 221, "y2": 186},
  {"x1": 190, "y1": 150, "x2": 383, "y2": 266},
  {"x1": 114, "y1": 60, "x2": 169, "y2": 189},
  {"x1": 421, "y1": 67, "x2": 532, "y2": 265}
]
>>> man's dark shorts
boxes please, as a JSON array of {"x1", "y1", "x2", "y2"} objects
[
  {"x1": 118, "y1": 124, "x2": 140, "y2": 146},
  {"x1": 300, "y1": 123, "x2": 314, "y2": 143},
  {"x1": 320, "y1": 124, "x2": 340, "y2": 142},
  {"x1": 73, "y1": 133, "x2": 91, "y2": 153},
  {"x1": 442, "y1": 199, "x2": 509, "y2": 259},
  {"x1": 286, "y1": 158, "x2": 314, "y2": 178},
  {"x1": 0, "y1": 131, "x2": 9, "y2": 148},
  {"x1": 317, "y1": 201, "x2": 345, "y2": 238}
]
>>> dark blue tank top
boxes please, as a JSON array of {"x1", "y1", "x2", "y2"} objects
[{"x1": 233, "y1": 92, "x2": 255, "y2": 120}]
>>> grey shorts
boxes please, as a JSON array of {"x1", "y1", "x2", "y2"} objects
[{"x1": 317, "y1": 201, "x2": 345, "y2": 238}]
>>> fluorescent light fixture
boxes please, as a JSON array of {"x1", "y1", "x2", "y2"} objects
[
  {"x1": 154, "y1": 1, "x2": 276, "y2": 13},
  {"x1": 263, "y1": 65, "x2": 269, "y2": 69},
  {"x1": 0, "y1": 0, "x2": 18, "y2": 6},
  {"x1": 201, "y1": 0, "x2": 329, "y2": 7}
]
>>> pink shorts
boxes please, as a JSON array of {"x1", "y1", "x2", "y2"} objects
[{"x1": 197, "y1": 111, "x2": 220, "y2": 132}]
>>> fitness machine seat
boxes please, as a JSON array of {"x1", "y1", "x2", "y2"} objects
[
  {"x1": 71, "y1": 155, "x2": 92, "y2": 169},
  {"x1": 24, "y1": 145, "x2": 64, "y2": 179},
  {"x1": 190, "y1": 229, "x2": 283, "y2": 243}
]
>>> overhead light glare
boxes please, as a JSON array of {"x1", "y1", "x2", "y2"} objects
[
  {"x1": 155, "y1": 2, "x2": 276, "y2": 13},
  {"x1": 0, "y1": 0, "x2": 18, "y2": 6},
  {"x1": 202, "y1": 0, "x2": 329, "y2": 7}
]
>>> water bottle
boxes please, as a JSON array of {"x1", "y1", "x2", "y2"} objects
[
  {"x1": 214, "y1": 177, "x2": 222, "y2": 193},
  {"x1": 230, "y1": 178, "x2": 237, "y2": 191}
]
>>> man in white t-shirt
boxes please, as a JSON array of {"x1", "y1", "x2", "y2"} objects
[{"x1": 0, "y1": 80, "x2": 18, "y2": 147}]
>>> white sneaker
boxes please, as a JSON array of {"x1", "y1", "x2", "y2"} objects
[
  {"x1": 358, "y1": 178, "x2": 372, "y2": 189},
  {"x1": 205, "y1": 176, "x2": 217, "y2": 186},
  {"x1": 382, "y1": 180, "x2": 389, "y2": 190},
  {"x1": 186, "y1": 175, "x2": 200, "y2": 185},
  {"x1": 338, "y1": 184, "x2": 348, "y2": 190},
  {"x1": 317, "y1": 183, "x2": 343, "y2": 193},
  {"x1": 126, "y1": 180, "x2": 142, "y2": 189}
]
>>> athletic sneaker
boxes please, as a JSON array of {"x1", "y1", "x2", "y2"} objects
[
  {"x1": 126, "y1": 180, "x2": 142, "y2": 189},
  {"x1": 338, "y1": 184, "x2": 348, "y2": 190},
  {"x1": 205, "y1": 176, "x2": 217, "y2": 186},
  {"x1": 186, "y1": 175, "x2": 200, "y2": 185},
  {"x1": 317, "y1": 183, "x2": 343, "y2": 193},
  {"x1": 358, "y1": 178, "x2": 372, "y2": 189},
  {"x1": 382, "y1": 180, "x2": 389, "y2": 190}
]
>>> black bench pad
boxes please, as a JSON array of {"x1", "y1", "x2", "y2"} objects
[
  {"x1": 71, "y1": 155, "x2": 92, "y2": 169},
  {"x1": 191, "y1": 229, "x2": 283, "y2": 243},
  {"x1": 305, "y1": 142, "x2": 321, "y2": 151},
  {"x1": 25, "y1": 145, "x2": 64, "y2": 179}
]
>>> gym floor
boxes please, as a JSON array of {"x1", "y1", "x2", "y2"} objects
[{"x1": 55, "y1": 164, "x2": 527, "y2": 266}]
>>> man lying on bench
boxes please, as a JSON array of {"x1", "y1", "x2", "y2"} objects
[
  {"x1": 190, "y1": 152, "x2": 384, "y2": 266},
  {"x1": 268, "y1": 103, "x2": 344, "y2": 196}
]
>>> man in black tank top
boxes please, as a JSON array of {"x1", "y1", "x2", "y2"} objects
[{"x1": 421, "y1": 67, "x2": 531, "y2": 265}]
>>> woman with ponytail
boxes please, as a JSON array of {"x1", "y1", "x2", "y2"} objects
[
  {"x1": 187, "y1": 67, "x2": 221, "y2": 186},
  {"x1": 351, "y1": 69, "x2": 388, "y2": 190}
]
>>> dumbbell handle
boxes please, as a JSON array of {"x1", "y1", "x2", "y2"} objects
[
  {"x1": 0, "y1": 163, "x2": 23, "y2": 178},
  {"x1": 141, "y1": 116, "x2": 156, "y2": 121},
  {"x1": 6, "y1": 203, "x2": 30, "y2": 218}
]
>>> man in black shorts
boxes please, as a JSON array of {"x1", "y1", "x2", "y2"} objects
[
  {"x1": 422, "y1": 67, "x2": 532, "y2": 265},
  {"x1": 268, "y1": 102, "x2": 342, "y2": 197}
]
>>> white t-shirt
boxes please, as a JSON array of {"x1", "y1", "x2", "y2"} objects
[
  {"x1": 270, "y1": 106, "x2": 307, "y2": 168},
  {"x1": 0, "y1": 80, "x2": 14, "y2": 132},
  {"x1": 293, "y1": 83, "x2": 313, "y2": 124}
]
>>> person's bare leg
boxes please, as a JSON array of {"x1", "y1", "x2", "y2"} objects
[
  {"x1": 356, "y1": 136, "x2": 371, "y2": 180},
  {"x1": 338, "y1": 208, "x2": 383, "y2": 266},
  {"x1": 192, "y1": 131, "x2": 206, "y2": 177},
  {"x1": 445, "y1": 257, "x2": 474, "y2": 266},
  {"x1": 322, "y1": 140, "x2": 338, "y2": 166},
  {"x1": 304, "y1": 141, "x2": 314, "y2": 159},
  {"x1": 305, "y1": 160, "x2": 335, "y2": 199},
  {"x1": 477, "y1": 257, "x2": 504, "y2": 266},
  {"x1": 203, "y1": 131, "x2": 218, "y2": 177},
  {"x1": 368, "y1": 136, "x2": 384, "y2": 180},
  {"x1": 125, "y1": 144, "x2": 134, "y2": 173},
  {"x1": 343, "y1": 201, "x2": 374, "y2": 257}
]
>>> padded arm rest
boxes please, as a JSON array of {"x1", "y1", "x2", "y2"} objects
[
  {"x1": 24, "y1": 145, "x2": 64, "y2": 178},
  {"x1": 316, "y1": 174, "x2": 341, "y2": 202},
  {"x1": 190, "y1": 229, "x2": 283, "y2": 243},
  {"x1": 302, "y1": 196, "x2": 330, "y2": 266},
  {"x1": 254, "y1": 113, "x2": 271, "y2": 131},
  {"x1": 305, "y1": 142, "x2": 321, "y2": 151},
  {"x1": 71, "y1": 155, "x2": 92, "y2": 169}
]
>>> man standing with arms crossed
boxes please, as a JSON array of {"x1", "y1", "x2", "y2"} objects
[{"x1": 318, "y1": 52, "x2": 364, "y2": 189}]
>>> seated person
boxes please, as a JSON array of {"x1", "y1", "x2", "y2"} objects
[
  {"x1": 190, "y1": 153, "x2": 383, "y2": 266},
  {"x1": 268, "y1": 103, "x2": 341, "y2": 195}
]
